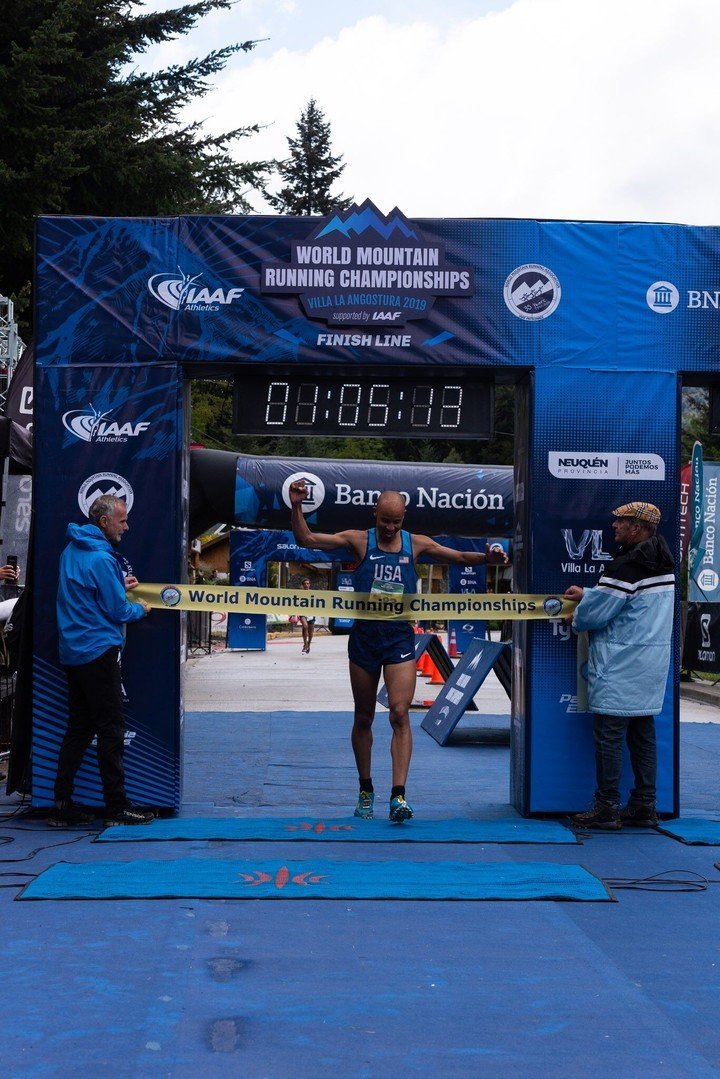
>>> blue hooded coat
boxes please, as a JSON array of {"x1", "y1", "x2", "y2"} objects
[{"x1": 56, "y1": 522, "x2": 145, "y2": 666}]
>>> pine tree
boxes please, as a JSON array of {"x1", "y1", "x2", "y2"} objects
[
  {"x1": 267, "y1": 98, "x2": 351, "y2": 215},
  {"x1": 0, "y1": 0, "x2": 272, "y2": 331}
]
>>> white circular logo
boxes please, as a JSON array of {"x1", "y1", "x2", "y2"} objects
[
  {"x1": 543, "y1": 597, "x2": 564, "y2": 617},
  {"x1": 646, "y1": 280, "x2": 679, "y2": 313},
  {"x1": 160, "y1": 587, "x2": 181, "y2": 607},
  {"x1": 696, "y1": 568, "x2": 719, "y2": 592},
  {"x1": 78, "y1": 473, "x2": 135, "y2": 517},
  {"x1": 281, "y1": 471, "x2": 326, "y2": 514},
  {"x1": 504, "y1": 264, "x2": 561, "y2": 320}
]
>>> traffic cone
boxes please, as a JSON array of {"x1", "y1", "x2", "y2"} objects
[
  {"x1": 448, "y1": 628, "x2": 458, "y2": 658},
  {"x1": 418, "y1": 650, "x2": 433, "y2": 676},
  {"x1": 429, "y1": 660, "x2": 445, "y2": 685}
]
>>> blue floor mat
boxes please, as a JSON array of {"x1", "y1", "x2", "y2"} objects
[
  {"x1": 96, "y1": 816, "x2": 577, "y2": 844},
  {"x1": 19, "y1": 858, "x2": 611, "y2": 901},
  {"x1": 658, "y1": 818, "x2": 720, "y2": 844}
]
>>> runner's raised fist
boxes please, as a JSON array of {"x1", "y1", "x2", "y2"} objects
[{"x1": 289, "y1": 480, "x2": 308, "y2": 505}]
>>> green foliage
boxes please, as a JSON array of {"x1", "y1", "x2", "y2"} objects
[
  {"x1": 266, "y1": 98, "x2": 351, "y2": 215},
  {"x1": 681, "y1": 387, "x2": 720, "y2": 464},
  {"x1": 0, "y1": 0, "x2": 271, "y2": 332}
]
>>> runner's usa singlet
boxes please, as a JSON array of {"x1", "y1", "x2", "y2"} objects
[{"x1": 348, "y1": 529, "x2": 417, "y2": 671}]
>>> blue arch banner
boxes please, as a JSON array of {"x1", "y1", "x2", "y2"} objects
[{"x1": 30, "y1": 201, "x2": 706, "y2": 814}]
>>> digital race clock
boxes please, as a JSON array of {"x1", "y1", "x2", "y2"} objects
[{"x1": 232, "y1": 366, "x2": 493, "y2": 440}]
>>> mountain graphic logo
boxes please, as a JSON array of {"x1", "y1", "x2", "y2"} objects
[{"x1": 316, "y1": 199, "x2": 417, "y2": 241}]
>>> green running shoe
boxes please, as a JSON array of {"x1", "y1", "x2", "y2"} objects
[
  {"x1": 354, "y1": 790, "x2": 374, "y2": 819},
  {"x1": 389, "y1": 794, "x2": 413, "y2": 823}
]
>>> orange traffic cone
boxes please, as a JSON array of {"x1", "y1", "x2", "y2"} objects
[
  {"x1": 448, "y1": 628, "x2": 458, "y2": 658},
  {"x1": 418, "y1": 650, "x2": 433, "y2": 676},
  {"x1": 429, "y1": 660, "x2": 445, "y2": 685}
]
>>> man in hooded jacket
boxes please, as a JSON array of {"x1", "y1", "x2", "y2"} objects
[
  {"x1": 48, "y1": 495, "x2": 154, "y2": 827},
  {"x1": 564, "y1": 502, "x2": 675, "y2": 830}
]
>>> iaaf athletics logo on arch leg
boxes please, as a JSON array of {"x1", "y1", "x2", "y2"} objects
[
  {"x1": 62, "y1": 404, "x2": 151, "y2": 444},
  {"x1": 147, "y1": 268, "x2": 244, "y2": 312}
]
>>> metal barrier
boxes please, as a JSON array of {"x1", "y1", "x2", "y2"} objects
[{"x1": 187, "y1": 610, "x2": 212, "y2": 656}]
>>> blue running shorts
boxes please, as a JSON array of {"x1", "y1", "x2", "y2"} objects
[{"x1": 348, "y1": 621, "x2": 416, "y2": 673}]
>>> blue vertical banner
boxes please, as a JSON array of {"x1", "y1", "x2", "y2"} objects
[
  {"x1": 688, "y1": 460, "x2": 720, "y2": 603},
  {"x1": 331, "y1": 571, "x2": 355, "y2": 632},
  {"x1": 448, "y1": 561, "x2": 487, "y2": 652},
  {"x1": 227, "y1": 544, "x2": 267, "y2": 650},
  {"x1": 32, "y1": 364, "x2": 184, "y2": 808},
  {"x1": 515, "y1": 367, "x2": 679, "y2": 814},
  {"x1": 688, "y1": 441, "x2": 706, "y2": 588}
]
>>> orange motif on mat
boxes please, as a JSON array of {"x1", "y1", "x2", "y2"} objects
[
  {"x1": 284, "y1": 821, "x2": 354, "y2": 834},
  {"x1": 239, "y1": 866, "x2": 328, "y2": 889}
]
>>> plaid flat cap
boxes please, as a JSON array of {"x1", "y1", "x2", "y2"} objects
[{"x1": 612, "y1": 501, "x2": 661, "y2": 525}]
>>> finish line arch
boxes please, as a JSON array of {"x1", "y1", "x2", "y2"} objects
[{"x1": 30, "y1": 202, "x2": 709, "y2": 815}]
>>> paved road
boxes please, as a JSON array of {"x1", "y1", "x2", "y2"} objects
[{"x1": 186, "y1": 630, "x2": 719, "y2": 721}]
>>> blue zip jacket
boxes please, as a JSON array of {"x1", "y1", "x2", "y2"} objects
[
  {"x1": 57, "y1": 522, "x2": 145, "y2": 666},
  {"x1": 572, "y1": 535, "x2": 675, "y2": 716}
]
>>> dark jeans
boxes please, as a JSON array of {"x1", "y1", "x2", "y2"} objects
[
  {"x1": 593, "y1": 712, "x2": 657, "y2": 810},
  {"x1": 54, "y1": 647, "x2": 127, "y2": 810}
]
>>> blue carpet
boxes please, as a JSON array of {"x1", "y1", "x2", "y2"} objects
[
  {"x1": 19, "y1": 858, "x2": 612, "y2": 901},
  {"x1": 658, "y1": 818, "x2": 720, "y2": 844},
  {"x1": 96, "y1": 816, "x2": 577, "y2": 844}
]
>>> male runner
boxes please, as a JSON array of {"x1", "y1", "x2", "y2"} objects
[
  {"x1": 289, "y1": 482, "x2": 508, "y2": 822},
  {"x1": 299, "y1": 577, "x2": 316, "y2": 654}
]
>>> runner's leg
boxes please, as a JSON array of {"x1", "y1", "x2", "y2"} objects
[
  {"x1": 383, "y1": 659, "x2": 416, "y2": 787},
  {"x1": 349, "y1": 660, "x2": 381, "y2": 780}
]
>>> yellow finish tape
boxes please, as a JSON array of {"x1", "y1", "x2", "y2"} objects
[{"x1": 132, "y1": 584, "x2": 576, "y2": 621}]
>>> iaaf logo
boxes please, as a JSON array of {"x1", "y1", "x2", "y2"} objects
[
  {"x1": 147, "y1": 269, "x2": 244, "y2": 312},
  {"x1": 62, "y1": 405, "x2": 150, "y2": 444}
]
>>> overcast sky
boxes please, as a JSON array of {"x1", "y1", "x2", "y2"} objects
[{"x1": 142, "y1": 0, "x2": 720, "y2": 224}]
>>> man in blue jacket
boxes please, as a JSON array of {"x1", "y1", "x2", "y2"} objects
[
  {"x1": 49, "y1": 495, "x2": 154, "y2": 827},
  {"x1": 564, "y1": 502, "x2": 676, "y2": 830}
]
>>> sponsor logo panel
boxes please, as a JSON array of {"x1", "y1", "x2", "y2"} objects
[{"x1": 548, "y1": 451, "x2": 665, "y2": 480}]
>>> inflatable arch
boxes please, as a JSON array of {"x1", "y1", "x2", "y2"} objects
[{"x1": 30, "y1": 202, "x2": 717, "y2": 815}]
